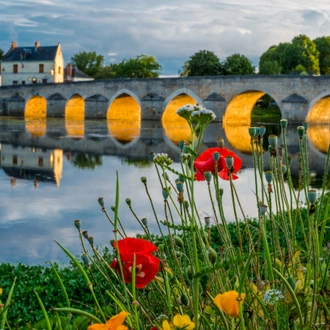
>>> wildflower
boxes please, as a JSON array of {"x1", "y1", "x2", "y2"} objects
[
  {"x1": 0, "y1": 287, "x2": 2, "y2": 295},
  {"x1": 194, "y1": 147, "x2": 242, "y2": 181},
  {"x1": 214, "y1": 290, "x2": 246, "y2": 317},
  {"x1": 111, "y1": 238, "x2": 160, "y2": 288},
  {"x1": 162, "y1": 314, "x2": 195, "y2": 330},
  {"x1": 88, "y1": 311, "x2": 129, "y2": 330},
  {"x1": 263, "y1": 289, "x2": 284, "y2": 305}
]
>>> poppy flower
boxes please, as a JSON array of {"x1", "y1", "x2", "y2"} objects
[
  {"x1": 194, "y1": 147, "x2": 242, "y2": 181},
  {"x1": 88, "y1": 311, "x2": 129, "y2": 330},
  {"x1": 111, "y1": 238, "x2": 160, "y2": 288},
  {"x1": 214, "y1": 290, "x2": 246, "y2": 317}
]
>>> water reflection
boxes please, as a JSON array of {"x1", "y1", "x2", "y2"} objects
[{"x1": 25, "y1": 119, "x2": 47, "y2": 137}]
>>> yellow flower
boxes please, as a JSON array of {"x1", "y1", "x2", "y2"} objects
[
  {"x1": 0, "y1": 288, "x2": 2, "y2": 295},
  {"x1": 88, "y1": 311, "x2": 129, "y2": 330},
  {"x1": 214, "y1": 290, "x2": 246, "y2": 317},
  {"x1": 162, "y1": 315, "x2": 195, "y2": 330}
]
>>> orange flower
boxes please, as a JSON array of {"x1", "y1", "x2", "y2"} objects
[
  {"x1": 214, "y1": 290, "x2": 245, "y2": 317},
  {"x1": 88, "y1": 311, "x2": 129, "y2": 330}
]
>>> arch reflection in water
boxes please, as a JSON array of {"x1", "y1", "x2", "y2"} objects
[
  {"x1": 223, "y1": 122, "x2": 281, "y2": 154},
  {"x1": 308, "y1": 124, "x2": 330, "y2": 154},
  {"x1": 162, "y1": 94, "x2": 197, "y2": 145},
  {"x1": 25, "y1": 96, "x2": 47, "y2": 119},
  {"x1": 107, "y1": 93, "x2": 141, "y2": 144},
  {"x1": 25, "y1": 119, "x2": 47, "y2": 137},
  {"x1": 65, "y1": 120, "x2": 85, "y2": 138},
  {"x1": 307, "y1": 96, "x2": 330, "y2": 124}
]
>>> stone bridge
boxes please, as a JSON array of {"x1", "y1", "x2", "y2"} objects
[{"x1": 0, "y1": 75, "x2": 329, "y2": 124}]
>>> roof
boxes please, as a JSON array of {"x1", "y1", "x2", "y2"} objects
[{"x1": 2, "y1": 45, "x2": 58, "y2": 62}]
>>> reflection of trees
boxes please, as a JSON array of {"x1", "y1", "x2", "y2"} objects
[
  {"x1": 121, "y1": 158, "x2": 153, "y2": 168},
  {"x1": 252, "y1": 95, "x2": 281, "y2": 122},
  {"x1": 289, "y1": 173, "x2": 330, "y2": 190},
  {"x1": 71, "y1": 154, "x2": 102, "y2": 169}
]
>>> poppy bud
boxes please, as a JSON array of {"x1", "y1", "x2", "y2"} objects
[
  {"x1": 125, "y1": 198, "x2": 132, "y2": 206},
  {"x1": 259, "y1": 204, "x2": 268, "y2": 216},
  {"x1": 178, "y1": 140, "x2": 185, "y2": 151},
  {"x1": 259, "y1": 126, "x2": 266, "y2": 137},
  {"x1": 175, "y1": 179, "x2": 184, "y2": 193},
  {"x1": 174, "y1": 236, "x2": 184, "y2": 248},
  {"x1": 98, "y1": 198, "x2": 104, "y2": 207},
  {"x1": 74, "y1": 219, "x2": 81, "y2": 230},
  {"x1": 213, "y1": 152, "x2": 220, "y2": 162},
  {"x1": 204, "y1": 171, "x2": 212, "y2": 182},
  {"x1": 297, "y1": 126, "x2": 305, "y2": 138},
  {"x1": 248, "y1": 127, "x2": 257, "y2": 137},
  {"x1": 280, "y1": 119, "x2": 288, "y2": 129},
  {"x1": 149, "y1": 152, "x2": 155, "y2": 160},
  {"x1": 217, "y1": 138, "x2": 225, "y2": 148},
  {"x1": 308, "y1": 190, "x2": 317, "y2": 204},
  {"x1": 268, "y1": 135, "x2": 278, "y2": 149},
  {"x1": 141, "y1": 176, "x2": 147, "y2": 184},
  {"x1": 204, "y1": 216, "x2": 211, "y2": 227},
  {"x1": 141, "y1": 218, "x2": 148, "y2": 226},
  {"x1": 226, "y1": 156, "x2": 234, "y2": 168},
  {"x1": 208, "y1": 247, "x2": 217, "y2": 264},
  {"x1": 81, "y1": 254, "x2": 89, "y2": 266},
  {"x1": 162, "y1": 188, "x2": 169, "y2": 200},
  {"x1": 265, "y1": 171, "x2": 273, "y2": 183},
  {"x1": 82, "y1": 230, "x2": 89, "y2": 239},
  {"x1": 88, "y1": 236, "x2": 94, "y2": 247},
  {"x1": 302, "y1": 122, "x2": 309, "y2": 132}
]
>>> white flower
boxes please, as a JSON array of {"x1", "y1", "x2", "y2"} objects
[{"x1": 263, "y1": 289, "x2": 284, "y2": 305}]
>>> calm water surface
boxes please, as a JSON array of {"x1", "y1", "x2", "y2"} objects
[{"x1": 0, "y1": 117, "x2": 329, "y2": 264}]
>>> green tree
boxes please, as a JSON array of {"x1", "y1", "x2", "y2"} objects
[
  {"x1": 114, "y1": 55, "x2": 162, "y2": 78},
  {"x1": 313, "y1": 36, "x2": 330, "y2": 75},
  {"x1": 283, "y1": 35, "x2": 319, "y2": 74},
  {"x1": 71, "y1": 154, "x2": 102, "y2": 169},
  {"x1": 71, "y1": 51, "x2": 104, "y2": 77},
  {"x1": 222, "y1": 53, "x2": 255, "y2": 75},
  {"x1": 94, "y1": 63, "x2": 119, "y2": 79},
  {"x1": 180, "y1": 50, "x2": 222, "y2": 77},
  {"x1": 0, "y1": 48, "x2": 4, "y2": 60}
]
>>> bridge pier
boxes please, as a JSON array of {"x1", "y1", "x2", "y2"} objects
[
  {"x1": 281, "y1": 93, "x2": 309, "y2": 124},
  {"x1": 7, "y1": 94, "x2": 25, "y2": 116},
  {"x1": 47, "y1": 94, "x2": 66, "y2": 117},
  {"x1": 85, "y1": 95, "x2": 109, "y2": 119}
]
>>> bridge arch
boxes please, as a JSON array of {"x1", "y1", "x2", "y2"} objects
[
  {"x1": 65, "y1": 93, "x2": 85, "y2": 120},
  {"x1": 25, "y1": 95, "x2": 47, "y2": 119},
  {"x1": 223, "y1": 89, "x2": 281, "y2": 124},
  {"x1": 307, "y1": 91, "x2": 330, "y2": 124}
]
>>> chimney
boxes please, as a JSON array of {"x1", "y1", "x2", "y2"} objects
[
  {"x1": 11, "y1": 41, "x2": 17, "y2": 50},
  {"x1": 35, "y1": 40, "x2": 40, "y2": 52},
  {"x1": 66, "y1": 63, "x2": 73, "y2": 77}
]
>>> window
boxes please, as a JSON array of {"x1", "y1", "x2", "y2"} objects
[
  {"x1": 12, "y1": 81, "x2": 18, "y2": 85},
  {"x1": 13, "y1": 64, "x2": 18, "y2": 73},
  {"x1": 22, "y1": 81, "x2": 25, "y2": 85},
  {"x1": 38, "y1": 157, "x2": 43, "y2": 167},
  {"x1": 42, "y1": 78, "x2": 47, "y2": 84},
  {"x1": 13, "y1": 155, "x2": 18, "y2": 165},
  {"x1": 58, "y1": 67, "x2": 61, "y2": 74},
  {"x1": 39, "y1": 64, "x2": 44, "y2": 73}
]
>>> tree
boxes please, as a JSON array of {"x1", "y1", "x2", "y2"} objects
[
  {"x1": 71, "y1": 51, "x2": 104, "y2": 77},
  {"x1": 0, "y1": 48, "x2": 4, "y2": 60},
  {"x1": 222, "y1": 53, "x2": 255, "y2": 75},
  {"x1": 258, "y1": 44, "x2": 289, "y2": 74},
  {"x1": 180, "y1": 50, "x2": 222, "y2": 77},
  {"x1": 313, "y1": 36, "x2": 330, "y2": 75},
  {"x1": 94, "y1": 64, "x2": 119, "y2": 79},
  {"x1": 283, "y1": 35, "x2": 319, "y2": 74},
  {"x1": 114, "y1": 55, "x2": 162, "y2": 78}
]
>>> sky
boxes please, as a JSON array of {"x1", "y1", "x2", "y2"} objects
[{"x1": 1, "y1": 0, "x2": 330, "y2": 75}]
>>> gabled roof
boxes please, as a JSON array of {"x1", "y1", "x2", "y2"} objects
[{"x1": 2, "y1": 45, "x2": 59, "y2": 62}]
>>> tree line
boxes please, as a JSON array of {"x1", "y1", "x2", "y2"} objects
[{"x1": 1, "y1": 34, "x2": 329, "y2": 78}]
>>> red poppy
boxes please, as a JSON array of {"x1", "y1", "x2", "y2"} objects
[
  {"x1": 111, "y1": 238, "x2": 160, "y2": 288},
  {"x1": 194, "y1": 147, "x2": 242, "y2": 181}
]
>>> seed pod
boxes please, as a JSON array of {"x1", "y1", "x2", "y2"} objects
[
  {"x1": 208, "y1": 247, "x2": 217, "y2": 264},
  {"x1": 174, "y1": 236, "x2": 184, "y2": 249}
]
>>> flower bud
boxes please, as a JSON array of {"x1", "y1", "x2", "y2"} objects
[
  {"x1": 204, "y1": 216, "x2": 211, "y2": 227},
  {"x1": 125, "y1": 198, "x2": 132, "y2": 206},
  {"x1": 259, "y1": 126, "x2": 266, "y2": 137},
  {"x1": 225, "y1": 156, "x2": 234, "y2": 168},
  {"x1": 82, "y1": 230, "x2": 89, "y2": 239},
  {"x1": 249, "y1": 127, "x2": 257, "y2": 137},
  {"x1": 74, "y1": 219, "x2": 81, "y2": 230},
  {"x1": 204, "y1": 171, "x2": 212, "y2": 182},
  {"x1": 265, "y1": 171, "x2": 273, "y2": 183},
  {"x1": 302, "y1": 122, "x2": 309, "y2": 132},
  {"x1": 259, "y1": 204, "x2": 268, "y2": 216},
  {"x1": 175, "y1": 179, "x2": 184, "y2": 193},
  {"x1": 174, "y1": 236, "x2": 184, "y2": 248},
  {"x1": 308, "y1": 190, "x2": 317, "y2": 204},
  {"x1": 141, "y1": 218, "x2": 148, "y2": 226},
  {"x1": 297, "y1": 126, "x2": 305, "y2": 138},
  {"x1": 213, "y1": 152, "x2": 220, "y2": 162},
  {"x1": 87, "y1": 236, "x2": 94, "y2": 247},
  {"x1": 98, "y1": 198, "x2": 104, "y2": 207},
  {"x1": 268, "y1": 135, "x2": 278, "y2": 149},
  {"x1": 81, "y1": 254, "x2": 89, "y2": 266},
  {"x1": 280, "y1": 119, "x2": 288, "y2": 129},
  {"x1": 162, "y1": 188, "x2": 169, "y2": 200},
  {"x1": 208, "y1": 247, "x2": 217, "y2": 264},
  {"x1": 217, "y1": 138, "x2": 225, "y2": 148},
  {"x1": 141, "y1": 176, "x2": 147, "y2": 184}
]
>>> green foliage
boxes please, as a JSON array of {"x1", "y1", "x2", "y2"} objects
[
  {"x1": 0, "y1": 48, "x2": 4, "y2": 60},
  {"x1": 71, "y1": 51, "x2": 104, "y2": 77},
  {"x1": 259, "y1": 43, "x2": 289, "y2": 74},
  {"x1": 313, "y1": 36, "x2": 330, "y2": 75},
  {"x1": 180, "y1": 50, "x2": 222, "y2": 76},
  {"x1": 71, "y1": 154, "x2": 102, "y2": 169},
  {"x1": 222, "y1": 53, "x2": 255, "y2": 75}
]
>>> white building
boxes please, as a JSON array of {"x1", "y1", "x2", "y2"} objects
[{"x1": 0, "y1": 41, "x2": 64, "y2": 86}]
